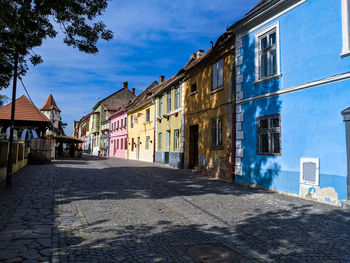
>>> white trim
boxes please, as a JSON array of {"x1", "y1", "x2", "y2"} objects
[
  {"x1": 239, "y1": 0, "x2": 307, "y2": 37},
  {"x1": 300, "y1": 158, "x2": 319, "y2": 186},
  {"x1": 342, "y1": 0, "x2": 350, "y2": 55},
  {"x1": 254, "y1": 22, "x2": 281, "y2": 83},
  {"x1": 237, "y1": 71, "x2": 350, "y2": 104}
]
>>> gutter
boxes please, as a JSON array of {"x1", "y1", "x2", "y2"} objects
[{"x1": 229, "y1": 0, "x2": 295, "y2": 33}]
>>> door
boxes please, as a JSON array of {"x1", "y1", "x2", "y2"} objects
[
  {"x1": 136, "y1": 137, "x2": 140, "y2": 160},
  {"x1": 165, "y1": 130, "x2": 170, "y2": 164},
  {"x1": 189, "y1": 125, "x2": 199, "y2": 169}
]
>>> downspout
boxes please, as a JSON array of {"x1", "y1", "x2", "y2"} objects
[
  {"x1": 229, "y1": 36, "x2": 236, "y2": 184},
  {"x1": 152, "y1": 98, "x2": 156, "y2": 163}
]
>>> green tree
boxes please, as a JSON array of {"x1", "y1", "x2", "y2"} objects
[
  {"x1": 0, "y1": 0, "x2": 113, "y2": 89},
  {"x1": 0, "y1": 94, "x2": 9, "y2": 107},
  {"x1": 0, "y1": 0, "x2": 113, "y2": 187},
  {"x1": 58, "y1": 117, "x2": 67, "y2": 135}
]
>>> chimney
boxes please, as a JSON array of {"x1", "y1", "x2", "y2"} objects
[
  {"x1": 132, "y1": 88, "x2": 135, "y2": 95},
  {"x1": 159, "y1": 75, "x2": 165, "y2": 83},
  {"x1": 197, "y1": 49, "x2": 204, "y2": 57},
  {"x1": 190, "y1": 53, "x2": 197, "y2": 61},
  {"x1": 123, "y1": 81, "x2": 128, "y2": 89}
]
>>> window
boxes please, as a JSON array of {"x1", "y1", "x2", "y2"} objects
[
  {"x1": 212, "y1": 59, "x2": 223, "y2": 90},
  {"x1": 255, "y1": 23, "x2": 280, "y2": 81},
  {"x1": 131, "y1": 138, "x2": 134, "y2": 151},
  {"x1": 130, "y1": 116, "x2": 134, "y2": 128},
  {"x1": 125, "y1": 138, "x2": 127, "y2": 149},
  {"x1": 114, "y1": 140, "x2": 116, "y2": 152},
  {"x1": 158, "y1": 133, "x2": 162, "y2": 151},
  {"x1": 146, "y1": 108, "x2": 150, "y2": 122},
  {"x1": 191, "y1": 83, "x2": 197, "y2": 93},
  {"x1": 159, "y1": 97, "x2": 163, "y2": 117},
  {"x1": 257, "y1": 114, "x2": 281, "y2": 155},
  {"x1": 124, "y1": 117, "x2": 127, "y2": 128},
  {"x1": 167, "y1": 91, "x2": 171, "y2": 113},
  {"x1": 121, "y1": 138, "x2": 123, "y2": 149},
  {"x1": 121, "y1": 119, "x2": 123, "y2": 128},
  {"x1": 117, "y1": 120, "x2": 119, "y2": 129},
  {"x1": 174, "y1": 86, "x2": 180, "y2": 109},
  {"x1": 342, "y1": 0, "x2": 350, "y2": 55},
  {"x1": 117, "y1": 139, "x2": 119, "y2": 150},
  {"x1": 174, "y1": 129, "x2": 180, "y2": 151},
  {"x1": 145, "y1": 136, "x2": 150, "y2": 150},
  {"x1": 211, "y1": 118, "x2": 223, "y2": 147}
]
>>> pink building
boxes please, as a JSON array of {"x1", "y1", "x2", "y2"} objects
[{"x1": 109, "y1": 110, "x2": 128, "y2": 158}]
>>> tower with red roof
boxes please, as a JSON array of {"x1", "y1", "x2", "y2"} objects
[{"x1": 40, "y1": 94, "x2": 61, "y2": 135}]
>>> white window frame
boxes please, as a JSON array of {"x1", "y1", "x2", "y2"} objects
[
  {"x1": 174, "y1": 129, "x2": 180, "y2": 151},
  {"x1": 159, "y1": 97, "x2": 163, "y2": 117},
  {"x1": 300, "y1": 158, "x2": 319, "y2": 186},
  {"x1": 342, "y1": 0, "x2": 350, "y2": 56},
  {"x1": 158, "y1": 133, "x2": 162, "y2": 151},
  {"x1": 145, "y1": 136, "x2": 150, "y2": 150},
  {"x1": 255, "y1": 22, "x2": 281, "y2": 83}
]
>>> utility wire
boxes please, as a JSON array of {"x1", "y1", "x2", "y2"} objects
[{"x1": 18, "y1": 76, "x2": 47, "y2": 119}]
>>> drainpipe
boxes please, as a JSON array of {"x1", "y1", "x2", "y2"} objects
[
  {"x1": 229, "y1": 36, "x2": 236, "y2": 184},
  {"x1": 341, "y1": 107, "x2": 350, "y2": 209}
]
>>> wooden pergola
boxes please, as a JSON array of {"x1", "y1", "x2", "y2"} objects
[{"x1": 0, "y1": 96, "x2": 50, "y2": 136}]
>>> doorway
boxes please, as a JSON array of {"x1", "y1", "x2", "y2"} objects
[{"x1": 189, "y1": 125, "x2": 199, "y2": 169}]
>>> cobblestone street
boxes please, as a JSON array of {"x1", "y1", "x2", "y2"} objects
[{"x1": 0, "y1": 155, "x2": 349, "y2": 262}]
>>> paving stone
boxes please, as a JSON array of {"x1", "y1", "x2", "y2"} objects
[
  {"x1": 0, "y1": 155, "x2": 349, "y2": 262},
  {"x1": 21, "y1": 249, "x2": 41, "y2": 259},
  {"x1": 0, "y1": 250, "x2": 18, "y2": 260},
  {"x1": 6, "y1": 257, "x2": 23, "y2": 263}
]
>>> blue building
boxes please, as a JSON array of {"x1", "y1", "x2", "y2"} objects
[{"x1": 230, "y1": 0, "x2": 350, "y2": 205}]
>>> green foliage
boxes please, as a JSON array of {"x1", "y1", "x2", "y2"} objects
[
  {"x1": 59, "y1": 117, "x2": 67, "y2": 135},
  {"x1": 0, "y1": 0, "x2": 113, "y2": 89},
  {"x1": 0, "y1": 94, "x2": 9, "y2": 107}
]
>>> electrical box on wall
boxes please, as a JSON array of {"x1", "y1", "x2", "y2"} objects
[{"x1": 300, "y1": 158, "x2": 319, "y2": 186}]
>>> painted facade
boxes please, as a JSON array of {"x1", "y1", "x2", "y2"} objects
[
  {"x1": 101, "y1": 120, "x2": 110, "y2": 156},
  {"x1": 91, "y1": 106, "x2": 101, "y2": 155},
  {"x1": 109, "y1": 110, "x2": 128, "y2": 159},
  {"x1": 231, "y1": 0, "x2": 350, "y2": 205},
  {"x1": 154, "y1": 76, "x2": 185, "y2": 169},
  {"x1": 183, "y1": 34, "x2": 235, "y2": 182},
  {"x1": 91, "y1": 82, "x2": 136, "y2": 156},
  {"x1": 127, "y1": 81, "x2": 162, "y2": 163}
]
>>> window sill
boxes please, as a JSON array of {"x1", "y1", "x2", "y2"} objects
[
  {"x1": 340, "y1": 50, "x2": 350, "y2": 58},
  {"x1": 254, "y1": 73, "x2": 282, "y2": 85},
  {"x1": 210, "y1": 87, "x2": 224, "y2": 95},
  {"x1": 190, "y1": 91, "x2": 198, "y2": 96},
  {"x1": 257, "y1": 153, "x2": 281, "y2": 156},
  {"x1": 210, "y1": 146, "x2": 224, "y2": 150}
]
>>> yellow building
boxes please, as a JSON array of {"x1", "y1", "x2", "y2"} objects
[
  {"x1": 127, "y1": 81, "x2": 163, "y2": 162},
  {"x1": 184, "y1": 32, "x2": 235, "y2": 182},
  {"x1": 154, "y1": 74, "x2": 185, "y2": 168}
]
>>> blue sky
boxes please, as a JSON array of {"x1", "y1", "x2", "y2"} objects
[{"x1": 1, "y1": 0, "x2": 260, "y2": 135}]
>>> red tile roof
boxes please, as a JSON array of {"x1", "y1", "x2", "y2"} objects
[
  {"x1": 40, "y1": 94, "x2": 61, "y2": 112},
  {"x1": 0, "y1": 95, "x2": 50, "y2": 122}
]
